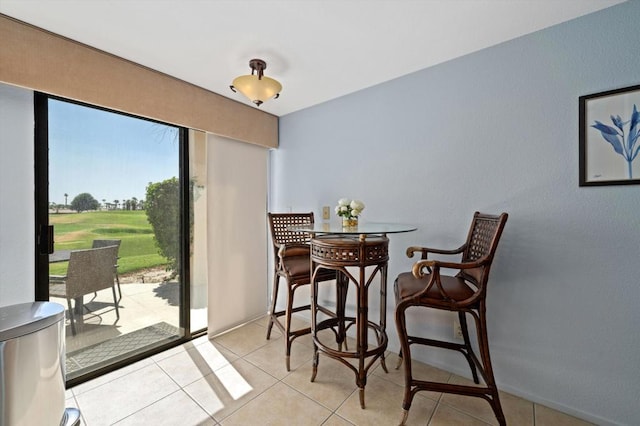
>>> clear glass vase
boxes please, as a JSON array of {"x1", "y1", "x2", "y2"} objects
[{"x1": 342, "y1": 217, "x2": 358, "y2": 228}]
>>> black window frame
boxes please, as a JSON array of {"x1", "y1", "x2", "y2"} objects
[{"x1": 34, "y1": 92, "x2": 200, "y2": 387}]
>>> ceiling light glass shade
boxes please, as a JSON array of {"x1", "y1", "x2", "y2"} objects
[
  {"x1": 230, "y1": 59, "x2": 281, "y2": 107},
  {"x1": 232, "y1": 74, "x2": 282, "y2": 106}
]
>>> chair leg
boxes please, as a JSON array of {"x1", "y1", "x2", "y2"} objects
[
  {"x1": 459, "y1": 311, "x2": 480, "y2": 384},
  {"x1": 284, "y1": 280, "x2": 296, "y2": 371},
  {"x1": 266, "y1": 273, "x2": 280, "y2": 340},
  {"x1": 112, "y1": 285, "x2": 120, "y2": 321},
  {"x1": 115, "y1": 271, "x2": 122, "y2": 302},
  {"x1": 476, "y1": 306, "x2": 505, "y2": 425},
  {"x1": 395, "y1": 303, "x2": 414, "y2": 425},
  {"x1": 67, "y1": 298, "x2": 76, "y2": 336},
  {"x1": 395, "y1": 348, "x2": 403, "y2": 370},
  {"x1": 310, "y1": 276, "x2": 320, "y2": 383}
]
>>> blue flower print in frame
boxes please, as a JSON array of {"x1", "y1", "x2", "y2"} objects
[{"x1": 579, "y1": 84, "x2": 640, "y2": 186}]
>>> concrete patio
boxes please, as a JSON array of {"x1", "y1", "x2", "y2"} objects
[{"x1": 50, "y1": 271, "x2": 207, "y2": 380}]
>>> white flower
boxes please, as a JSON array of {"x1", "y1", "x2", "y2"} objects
[
  {"x1": 350, "y1": 200, "x2": 365, "y2": 210},
  {"x1": 335, "y1": 197, "x2": 365, "y2": 218}
]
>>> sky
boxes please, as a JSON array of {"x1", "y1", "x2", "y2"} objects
[{"x1": 48, "y1": 99, "x2": 179, "y2": 207}]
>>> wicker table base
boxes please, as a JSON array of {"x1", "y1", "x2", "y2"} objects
[{"x1": 310, "y1": 234, "x2": 389, "y2": 409}]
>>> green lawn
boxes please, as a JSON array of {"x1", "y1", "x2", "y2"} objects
[{"x1": 49, "y1": 210, "x2": 169, "y2": 275}]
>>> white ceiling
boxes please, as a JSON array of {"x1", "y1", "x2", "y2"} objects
[{"x1": 0, "y1": 0, "x2": 625, "y2": 117}]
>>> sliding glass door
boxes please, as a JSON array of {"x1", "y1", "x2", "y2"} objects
[{"x1": 35, "y1": 94, "x2": 199, "y2": 384}]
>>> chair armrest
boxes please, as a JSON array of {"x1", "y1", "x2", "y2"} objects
[
  {"x1": 406, "y1": 257, "x2": 489, "y2": 303},
  {"x1": 411, "y1": 257, "x2": 488, "y2": 279},
  {"x1": 406, "y1": 244, "x2": 466, "y2": 259}
]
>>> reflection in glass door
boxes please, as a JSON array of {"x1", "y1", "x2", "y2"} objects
[{"x1": 35, "y1": 95, "x2": 191, "y2": 383}]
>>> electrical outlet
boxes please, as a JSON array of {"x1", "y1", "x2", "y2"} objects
[
  {"x1": 322, "y1": 206, "x2": 330, "y2": 220},
  {"x1": 453, "y1": 318, "x2": 463, "y2": 339}
]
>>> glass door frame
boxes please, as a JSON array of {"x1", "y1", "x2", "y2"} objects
[{"x1": 33, "y1": 92, "x2": 197, "y2": 387}]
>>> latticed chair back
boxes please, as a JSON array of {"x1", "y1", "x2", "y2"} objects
[
  {"x1": 268, "y1": 212, "x2": 314, "y2": 247},
  {"x1": 457, "y1": 212, "x2": 508, "y2": 288}
]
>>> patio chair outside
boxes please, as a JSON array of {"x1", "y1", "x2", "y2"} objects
[
  {"x1": 49, "y1": 245, "x2": 120, "y2": 335},
  {"x1": 92, "y1": 239, "x2": 122, "y2": 301}
]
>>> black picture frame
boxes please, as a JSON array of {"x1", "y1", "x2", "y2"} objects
[{"x1": 579, "y1": 84, "x2": 640, "y2": 186}]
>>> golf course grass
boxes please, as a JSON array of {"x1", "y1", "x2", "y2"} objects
[{"x1": 49, "y1": 210, "x2": 169, "y2": 276}]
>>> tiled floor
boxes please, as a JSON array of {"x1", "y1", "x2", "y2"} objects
[{"x1": 66, "y1": 316, "x2": 594, "y2": 425}]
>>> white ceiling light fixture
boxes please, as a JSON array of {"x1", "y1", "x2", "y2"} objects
[{"x1": 230, "y1": 58, "x2": 281, "y2": 107}]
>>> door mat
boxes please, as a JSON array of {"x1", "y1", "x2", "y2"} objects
[{"x1": 66, "y1": 322, "x2": 180, "y2": 375}]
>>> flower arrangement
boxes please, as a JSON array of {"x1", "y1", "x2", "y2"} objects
[{"x1": 335, "y1": 198, "x2": 365, "y2": 219}]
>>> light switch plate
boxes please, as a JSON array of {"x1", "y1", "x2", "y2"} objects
[{"x1": 322, "y1": 206, "x2": 330, "y2": 220}]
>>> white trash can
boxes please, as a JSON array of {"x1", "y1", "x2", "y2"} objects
[{"x1": 0, "y1": 302, "x2": 80, "y2": 426}]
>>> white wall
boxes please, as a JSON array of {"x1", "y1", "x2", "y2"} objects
[
  {"x1": 271, "y1": 3, "x2": 640, "y2": 425},
  {"x1": 0, "y1": 83, "x2": 34, "y2": 306},
  {"x1": 206, "y1": 133, "x2": 268, "y2": 336}
]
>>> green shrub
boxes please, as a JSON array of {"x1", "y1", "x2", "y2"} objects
[{"x1": 145, "y1": 177, "x2": 180, "y2": 272}]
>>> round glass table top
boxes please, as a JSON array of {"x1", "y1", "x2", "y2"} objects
[{"x1": 289, "y1": 221, "x2": 417, "y2": 235}]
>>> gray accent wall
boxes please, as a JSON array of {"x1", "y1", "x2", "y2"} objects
[{"x1": 272, "y1": 2, "x2": 640, "y2": 425}]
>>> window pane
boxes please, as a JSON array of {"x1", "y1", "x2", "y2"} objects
[{"x1": 47, "y1": 99, "x2": 184, "y2": 380}]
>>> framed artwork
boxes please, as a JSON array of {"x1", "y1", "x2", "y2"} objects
[{"x1": 579, "y1": 84, "x2": 640, "y2": 186}]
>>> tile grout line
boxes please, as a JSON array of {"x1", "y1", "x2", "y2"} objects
[
  {"x1": 151, "y1": 353, "x2": 219, "y2": 424},
  {"x1": 231, "y1": 321, "x2": 360, "y2": 424}
]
